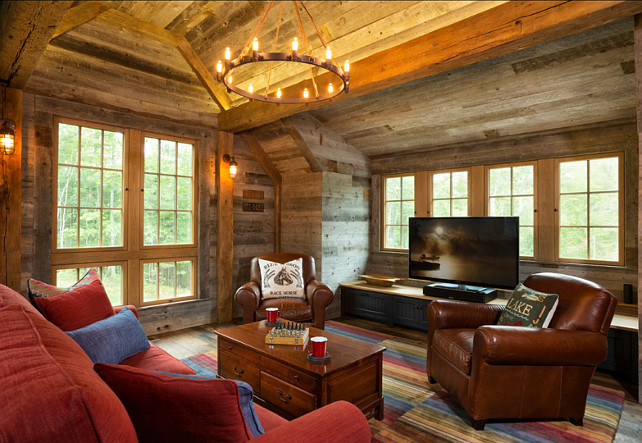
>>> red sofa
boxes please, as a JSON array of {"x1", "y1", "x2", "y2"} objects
[{"x1": 0, "y1": 283, "x2": 371, "y2": 442}]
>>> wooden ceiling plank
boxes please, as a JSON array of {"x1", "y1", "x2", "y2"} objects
[
  {"x1": 176, "y1": 37, "x2": 232, "y2": 111},
  {"x1": 0, "y1": 0, "x2": 72, "y2": 87},
  {"x1": 97, "y1": 8, "x2": 179, "y2": 46},
  {"x1": 218, "y1": 0, "x2": 642, "y2": 133},
  {"x1": 94, "y1": 8, "x2": 231, "y2": 112},
  {"x1": 52, "y1": 1, "x2": 109, "y2": 39}
]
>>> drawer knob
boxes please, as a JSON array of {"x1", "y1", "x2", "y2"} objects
[
  {"x1": 228, "y1": 345, "x2": 232, "y2": 350},
  {"x1": 233, "y1": 365, "x2": 244, "y2": 376},
  {"x1": 293, "y1": 375, "x2": 299, "y2": 381},
  {"x1": 277, "y1": 389, "x2": 292, "y2": 404}
]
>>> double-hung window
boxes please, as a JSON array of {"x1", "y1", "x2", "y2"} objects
[
  {"x1": 382, "y1": 174, "x2": 415, "y2": 250},
  {"x1": 53, "y1": 119, "x2": 198, "y2": 306},
  {"x1": 556, "y1": 154, "x2": 622, "y2": 265},
  {"x1": 487, "y1": 163, "x2": 536, "y2": 258}
]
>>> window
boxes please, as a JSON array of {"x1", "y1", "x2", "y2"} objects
[
  {"x1": 487, "y1": 164, "x2": 536, "y2": 257},
  {"x1": 556, "y1": 154, "x2": 622, "y2": 264},
  {"x1": 143, "y1": 137, "x2": 194, "y2": 246},
  {"x1": 382, "y1": 174, "x2": 414, "y2": 250},
  {"x1": 56, "y1": 123, "x2": 124, "y2": 249},
  {"x1": 431, "y1": 170, "x2": 468, "y2": 217},
  {"x1": 53, "y1": 120, "x2": 198, "y2": 306}
]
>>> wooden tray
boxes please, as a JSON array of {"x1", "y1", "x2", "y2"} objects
[{"x1": 359, "y1": 274, "x2": 399, "y2": 287}]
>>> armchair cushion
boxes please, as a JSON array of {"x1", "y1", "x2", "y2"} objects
[
  {"x1": 258, "y1": 258, "x2": 305, "y2": 300},
  {"x1": 433, "y1": 329, "x2": 475, "y2": 374},
  {"x1": 497, "y1": 283, "x2": 558, "y2": 328}
]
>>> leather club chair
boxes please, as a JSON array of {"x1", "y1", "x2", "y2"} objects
[
  {"x1": 234, "y1": 253, "x2": 333, "y2": 329},
  {"x1": 426, "y1": 272, "x2": 617, "y2": 430}
]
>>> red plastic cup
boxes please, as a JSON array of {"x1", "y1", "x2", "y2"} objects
[
  {"x1": 266, "y1": 307, "x2": 278, "y2": 323},
  {"x1": 306, "y1": 336, "x2": 328, "y2": 358}
]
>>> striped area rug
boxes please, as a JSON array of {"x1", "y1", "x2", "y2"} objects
[{"x1": 181, "y1": 320, "x2": 625, "y2": 442}]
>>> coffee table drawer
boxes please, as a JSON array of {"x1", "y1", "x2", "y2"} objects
[
  {"x1": 219, "y1": 350, "x2": 260, "y2": 391},
  {"x1": 219, "y1": 337, "x2": 261, "y2": 362},
  {"x1": 260, "y1": 371, "x2": 316, "y2": 416}
]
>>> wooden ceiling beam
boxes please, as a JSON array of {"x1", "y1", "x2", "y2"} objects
[
  {"x1": 0, "y1": 1, "x2": 72, "y2": 88},
  {"x1": 54, "y1": 4, "x2": 231, "y2": 111},
  {"x1": 52, "y1": 1, "x2": 109, "y2": 40},
  {"x1": 218, "y1": 0, "x2": 642, "y2": 133}
]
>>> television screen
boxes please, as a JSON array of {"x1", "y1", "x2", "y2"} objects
[{"x1": 408, "y1": 217, "x2": 519, "y2": 290}]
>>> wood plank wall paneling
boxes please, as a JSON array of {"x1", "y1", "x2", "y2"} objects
[
  {"x1": 20, "y1": 93, "x2": 217, "y2": 333},
  {"x1": 0, "y1": 87, "x2": 22, "y2": 290},
  {"x1": 368, "y1": 121, "x2": 639, "y2": 302},
  {"x1": 231, "y1": 134, "x2": 276, "y2": 318},
  {"x1": 321, "y1": 172, "x2": 370, "y2": 318},
  {"x1": 632, "y1": 12, "x2": 642, "y2": 405}
]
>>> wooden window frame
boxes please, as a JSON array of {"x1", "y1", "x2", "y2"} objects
[
  {"x1": 554, "y1": 152, "x2": 624, "y2": 266},
  {"x1": 484, "y1": 161, "x2": 538, "y2": 260},
  {"x1": 427, "y1": 167, "x2": 472, "y2": 217},
  {"x1": 52, "y1": 118, "x2": 198, "y2": 306},
  {"x1": 381, "y1": 173, "x2": 415, "y2": 252}
]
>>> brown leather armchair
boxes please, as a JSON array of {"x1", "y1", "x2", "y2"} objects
[
  {"x1": 234, "y1": 253, "x2": 334, "y2": 329},
  {"x1": 426, "y1": 272, "x2": 617, "y2": 430}
]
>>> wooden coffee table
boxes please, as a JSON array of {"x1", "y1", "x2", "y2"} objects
[{"x1": 216, "y1": 320, "x2": 386, "y2": 420}]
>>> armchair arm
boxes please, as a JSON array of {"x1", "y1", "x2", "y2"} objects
[
  {"x1": 306, "y1": 279, "x2": 333, "y2": 329},
  {"x1": 234, "y1": 282, "x2": 262, "y2": 323},
  {"x1": 473, "y1": 326, "x2": 608, "y2": 366},
  {"x1": 252, "y1": 400, "x2": 371, "y2": 442}
]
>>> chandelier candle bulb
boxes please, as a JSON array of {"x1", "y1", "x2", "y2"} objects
[
  {"x1": 248, "y1": 83, "x2": 254, "y2": 93},
  {"x1": 326, "y1": 47, "x2": 332, "y2": 61},
  {"x1": 252, "y1": 38, "x2": 259, "y2": 52},
  {"x1": 224, "y1": 47, "x2": 231, "y2": 60},
  {"x1": 303, "y1": 88, "x2": 309, "y2": 98},
  {"x1": 276, "y1": 88, "x2": 282, "y2": 98},
  {"x1": 328, "y1": 83, "x2": 333, "y2": 93},
  {"x1": 292, "y1": 37, "x2": 298, "y2": 51}
]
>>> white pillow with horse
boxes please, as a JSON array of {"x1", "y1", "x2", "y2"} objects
[{"x1": 258, "y1": 258, "x2": 305, "y2": 300}]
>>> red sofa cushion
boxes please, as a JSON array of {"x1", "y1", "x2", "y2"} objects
[
  {"x1": 0, "y1": 304, "x2": 137, "y2": 442},
  {"x1": 120, "y1": 342, "x2": 197, "y2": 374},
  {"x1": 35, "y1": 279, "x2": 115, "y2": 331},
  {"x1": 95, "y1": 363, "x2": 253, "y2": 442}
]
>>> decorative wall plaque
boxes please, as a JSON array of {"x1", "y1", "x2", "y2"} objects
[{"x1": 242, "y1": 202, "x2": 265, "y2": 212}]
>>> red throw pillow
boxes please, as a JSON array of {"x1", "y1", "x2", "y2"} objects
[
  {"x1": 35, "y1": 279, "x2": 114, "y2": 331},
  {"x1": 94, "y1": 363, "x2": 253, "y2": 442}
]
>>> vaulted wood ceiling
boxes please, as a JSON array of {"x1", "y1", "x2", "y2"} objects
[{"x1": 2, "y1": 1, "x2": 642, "y2": 160}]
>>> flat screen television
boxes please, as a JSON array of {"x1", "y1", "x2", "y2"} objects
[{"x1": 408, "y1": 217, "x2": 519, "y2": 290}]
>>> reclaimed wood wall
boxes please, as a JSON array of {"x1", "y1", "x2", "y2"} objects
[
  {"x1": 367, "y1": 121, "x2": 639, "y2": 302},
  {"x1": 231, "y1": 134, "x2": 276, "y2": 318}
]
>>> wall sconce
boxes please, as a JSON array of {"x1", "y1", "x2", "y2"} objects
[
  {"x1": 0, "y1": 119, "x2": 16, "y2": 155},
  {"x1": 222, "y1": 154, "x2": 238, "y2": 179}
]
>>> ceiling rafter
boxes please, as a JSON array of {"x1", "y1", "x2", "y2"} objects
[
  {"x1": 52, "y1": 3, "x2": 232, "y2": 112},
  {"x1": 218, "y1": 0, "x2": 642, "y2": 133}
]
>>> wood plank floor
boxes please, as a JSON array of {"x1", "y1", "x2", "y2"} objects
[{"x1": 149, "y1": 316, "x2": 641, "y2": 442}]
